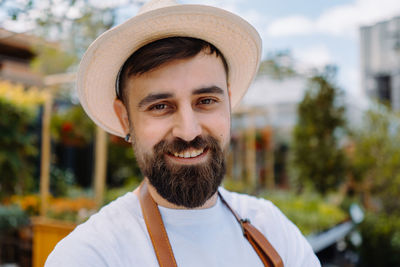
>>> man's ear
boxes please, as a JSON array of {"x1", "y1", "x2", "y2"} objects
[{"x1": 113, "y1": 99, "x2": 130, "y2": 134}]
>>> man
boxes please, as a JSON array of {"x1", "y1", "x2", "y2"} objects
[{"x1": 46, "y1": 0, "x2": 320, "y2": 266}]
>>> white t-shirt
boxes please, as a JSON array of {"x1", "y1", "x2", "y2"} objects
[{"x1": 45, "y1": 188, "x2": 320, "y2": 267}]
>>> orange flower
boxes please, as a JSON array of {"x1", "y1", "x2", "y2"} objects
[
  {"x1": 6, "y1": 195, "x2": 40, "y2": 216},
  {"x1": 49, "y1": 197, "x2": 96, "y2": 213}
]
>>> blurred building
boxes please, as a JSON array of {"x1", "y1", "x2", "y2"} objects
[
  {"x1": 0, "y1": 28, "x2": 43, "y2": 86},
  {"x1": 360, "y1": 16, "x2": 400, "y2": 110},
  {"x1": 230, "y1": 71, "x2": 366, "y2": 188},
  {"x1": 238, "y1": 75, "x2": 308, "y2": 135},
  {"x1": 227, "y1": 75, "x2": 308, "y2": 189}
]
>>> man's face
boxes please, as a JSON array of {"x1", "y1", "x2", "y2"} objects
[{"x1": 115, "y1": 51, "x2": 231, "y2": 208}]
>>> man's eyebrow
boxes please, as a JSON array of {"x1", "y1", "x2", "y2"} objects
[
  {"x1": 138, "y1": 93, "x2": 174, "y2": 108},
  {"x1": 192, "y1": 86, "x2": 224, "y2": 95}
]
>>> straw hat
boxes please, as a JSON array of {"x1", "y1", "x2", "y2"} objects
[{"x1": 77, "y1": 0, "x2": 262, "y2": 137}]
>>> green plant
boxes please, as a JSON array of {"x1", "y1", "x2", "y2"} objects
[
  {"x1": 46, "y1": 196, "x2": 97, "y2": 223},
  {"x1": 0, "y1": 98, "x2": 38, "y2": 199},
  {"x1": 349, "y1": 106, "x2": 400, "y2": 214},
  {"x1": 7, "y1": 194, "x2": 40, "y2": 216},
  {"x1": 223, "y1": 179, "x2": 252, "y2": 194},
  {"x1": 358, "y1": 212, "x2": 400, "y2": 266},
  {"x1": 107, "y1": 135, "x2": 142, "y2": 188},
  {"x1": 51, "y1": 105, "x2": 95, "y2": 146},
  {"x1": 292, "y1": 72, "x2": 347, "y2": 194},
  {"x1": 0, "y1": 205, "x2": 29, "y2": 233},
  {"x1": 31, "y1": 44, "x2": 78, "y2": 75},
  {"x1": 261, "y1": 190, "x2": 347, "y2": 235},
  {"x1": 0, "y1": 81, "x2": 47, "y2": 198},
  {"x1": 104, "y1": 178, "x2": 141, "y2": 204},
  {"x1": 50, "y1": 166, "x2": 76, "y2": 197}
]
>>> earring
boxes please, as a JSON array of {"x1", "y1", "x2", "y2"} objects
[{"x1": 124, "y1": 133, "x2": 131, "y2": 142}]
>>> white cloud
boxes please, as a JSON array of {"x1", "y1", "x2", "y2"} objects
[
  {"x1": 182, "y1": 0, "x2": 267, "y2": 30},
  {"x1": 266, "y1": 0, "x2": 400, "y2": 38},
  {"x1": 182, "y1": 0, "x2": 245, "y2": 12},
  {"x1": 267, "y1": 16, "x2": 313, "y2": 37},
  {"x1": 294, "y1": 44, "x2": 334, "y2": 68},
  {"x1": 183, "y1": 0, "x2": 270, "y2": 50}
]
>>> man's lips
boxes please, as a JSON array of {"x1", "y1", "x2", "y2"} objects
[{"x1": 165, "y1": 148, "x2": 209, "y2": 164}]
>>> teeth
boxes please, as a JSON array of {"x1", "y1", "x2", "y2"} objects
[{"x1": 173, "y1": 149, "x2": 204, "y2": 158}]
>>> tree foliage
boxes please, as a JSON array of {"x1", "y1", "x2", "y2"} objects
[
  {"x1": 349, "y1": 105, "x2": 400, "y2": 214},
  {"x1": 0, "y1": 0, "x2": 143, "y2": 74},
  {"x1": 359, "y1": 212, "x2": 400, "y2": 266},
  {"x1": 292, "y1": 72, "x2": 347, "y2": 194},
  {"x1": 0, "y1": 81, "x2": 47, "y2": 198},
  {"x1": 0, "y1": 99, "x2": 38, "y2": 199},
  {"x1": 31, "y1": 45, "x2": 78, "y2": 75},
  {"x1": 257, "y1": 50, "x2": 297, "y2": 79}
]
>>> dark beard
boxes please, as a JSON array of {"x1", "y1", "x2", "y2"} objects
[{"x1": 137, "y1": 136, "x2": 226, "y2": 208}]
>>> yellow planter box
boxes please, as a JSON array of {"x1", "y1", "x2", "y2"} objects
[{"x1": 32, "y1": 217, "x2": 76, "y2": 267}]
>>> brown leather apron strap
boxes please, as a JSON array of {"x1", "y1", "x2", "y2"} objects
[
  {"x1": 138, "y1": 182, "x2": 177, "y2": 267},
  {"x1": 138, "y1": 181, "x2": 283, "y2": 267},
  {"x1": 218, "y1": 192, "x2": 284, "y2": 267}
]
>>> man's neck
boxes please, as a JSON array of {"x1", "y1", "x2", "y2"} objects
[{"x1": 133, "y1": 178, "x2": 218, "y2": 210}]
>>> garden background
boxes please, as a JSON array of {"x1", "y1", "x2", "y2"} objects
[{"x1": 1, "y1": 1, "x2": 400, "y2": 267}]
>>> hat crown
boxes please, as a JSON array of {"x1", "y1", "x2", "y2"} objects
[
  {"x1": 77, "y1": 0, "x2": 261, "y2": 137},
  {"x1": 138, "y1": 0, "x2": 179, "y2": 15}
]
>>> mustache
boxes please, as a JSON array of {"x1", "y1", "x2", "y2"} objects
[{"x1": 153, "y1": 136, "x2": 215, "y2": 155}]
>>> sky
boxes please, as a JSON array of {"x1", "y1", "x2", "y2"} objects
[
  {"x1": 173, "y1": 0, "x2": 400, "y2": 98},
  {"x1": 2, "y1": 0, "x2": 400, "y2": 98}
]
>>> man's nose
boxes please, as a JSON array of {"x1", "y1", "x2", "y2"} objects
[{"x1": 172, "y1": 107, "x2": 202, "y2": 142}]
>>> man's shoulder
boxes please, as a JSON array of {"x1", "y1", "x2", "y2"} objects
[
  {"x1": 74, "y1": 191, "x2": 142, "y2": 236},
  {"x1": 45, "y1": 191, "x2": 144, "y2": 266},
  {"x1": 219, "y1": 187, "x2": 321, "y2": 267}
]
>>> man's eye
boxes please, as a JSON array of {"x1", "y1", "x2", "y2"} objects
[
  {"x1": 150, "y1": 103, "x2": 167, "y2": 110},
  {"x1": 147, "y1": 103, "x2": 174, "y2": 115},
  {"x1": 199, "y1": 98, "x2": 216, "y2": 105}
]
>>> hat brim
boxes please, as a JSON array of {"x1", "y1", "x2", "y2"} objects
[{"x1": 77, "y1": 4, "x2": 262, "y2": 137}]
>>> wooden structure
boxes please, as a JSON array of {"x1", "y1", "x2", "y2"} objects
[
  {"x1": 32, "y1": 217, "x2": 76, "y2": 267},
  {"x1": 229, "y1": 106, "x2": 276, "y2": 191},
  {"x1": 93, "y1": 127, "x2": 108, "y2": 208},
  {"x1": 34, "y1": 71, "x2": 109, "y2": 265},
  {"x1": 0, "y1": 28, "x2": 44, "y2": 86},
  {"x1": 39, "y1": 93, "x2": 52, "y2": 217},
  {"x1": 40, "y1": 72, "x2": 108, "y2": 211}
]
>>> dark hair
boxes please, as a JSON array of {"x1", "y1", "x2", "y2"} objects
[{"x1": 116, "y1": 37, "x2": 229, "y2": 104}]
